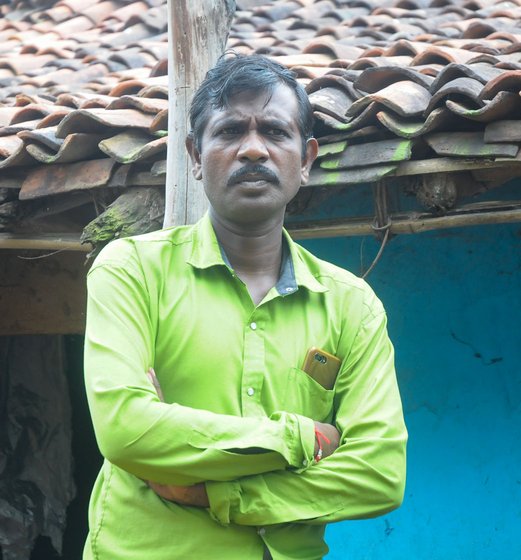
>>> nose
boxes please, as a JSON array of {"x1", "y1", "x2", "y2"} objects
[{"x1": 237, "y1": 131, "x2": 268, "y2": 162}]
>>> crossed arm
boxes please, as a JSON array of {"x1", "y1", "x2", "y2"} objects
[{"x1": 145, "y1": 368, "x2": 340, "y2": 508}]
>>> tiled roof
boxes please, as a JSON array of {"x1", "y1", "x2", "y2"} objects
[{"x1": 1, "y1": 0, "x2": 521, "y2": 246}]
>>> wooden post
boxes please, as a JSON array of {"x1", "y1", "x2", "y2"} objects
[{"x1": 164, "y1": 0, "x2": 236, "y2": 228}]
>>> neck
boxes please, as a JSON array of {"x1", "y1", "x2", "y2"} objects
[{"x1": 209, "y1": 208, "x2": 284, "y2": 275}]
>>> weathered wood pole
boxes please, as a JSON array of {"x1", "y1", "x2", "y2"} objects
[{"x1": 164, "y1": 0, "x2": 236, "y2": 228}]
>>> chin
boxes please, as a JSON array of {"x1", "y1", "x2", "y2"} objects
[{"x1": 224, "y1": 202, "x2": 286, "y2": 226}]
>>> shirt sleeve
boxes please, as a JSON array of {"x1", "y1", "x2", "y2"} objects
[
  {"x1": 84, "y1": 241, "x2": 316, "y2": 487},
  {"x1": 206, "y1": 290, "x2": 407, "y2": 525}
]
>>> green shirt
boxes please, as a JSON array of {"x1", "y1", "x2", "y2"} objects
[{"x1": 83, "y1": 214, "x2": 407, "y2": 560}]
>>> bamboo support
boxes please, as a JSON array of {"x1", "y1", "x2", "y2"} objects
[
  {"x1": 288, "y1": 208, "x2": 521, "y2": 240},
  {"x1": 0, "y1": 234, "x2": 91, "y2": 252}
]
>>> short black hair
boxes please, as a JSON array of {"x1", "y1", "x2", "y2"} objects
[{"x1": 189, "y1": 53, "x2": 314, "y2": 156}]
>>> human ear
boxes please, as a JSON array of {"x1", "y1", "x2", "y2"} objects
[
  {"x1": 300, "y1": 137, "x2": 319, "y2": 185},
  {"x1": 185, "y1": 135, "x2": 203, "y2": 180}
]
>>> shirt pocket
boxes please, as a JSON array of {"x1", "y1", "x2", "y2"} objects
[{"x1": 283, "y1": 367, "x2": 335, "y2": 422}]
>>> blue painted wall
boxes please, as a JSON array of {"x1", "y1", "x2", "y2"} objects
[{"x1": 300, "y1": 220, "x2": 521, "y2": 559}]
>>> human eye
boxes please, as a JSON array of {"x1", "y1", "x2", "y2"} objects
[
  {"x1": 216, "y1": 123, "x2": 241, "y2": 136},
  {"x1": 268, "y1": 128, "x2": 287, "y2": 136},
  {"x1": 264, "y1": 123, "x2": 290, "y2": 138}
]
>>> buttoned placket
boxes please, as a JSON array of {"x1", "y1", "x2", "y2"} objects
[{"x1": 241, "y1": 310, "x2": 267, "y2": 416}]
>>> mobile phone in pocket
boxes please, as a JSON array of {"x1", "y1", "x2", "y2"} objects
[{"x1": 301, "y1": 348, "x2": 341, "y2": 390}]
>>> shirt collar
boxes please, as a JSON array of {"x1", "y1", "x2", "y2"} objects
[
  {"x1": 186, "y1": 213, "x2": 229, "y2": 270},
  {"x1": 282, "y1": 228, "x2": 328, "y2": 294},
  {"x1": 187, "y1": 213, "x2": 328, "y2": 295}
]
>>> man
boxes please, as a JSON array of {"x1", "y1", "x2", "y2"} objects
[{"x1": 83, "y1": 54, "x2": 407, "y2": 560}]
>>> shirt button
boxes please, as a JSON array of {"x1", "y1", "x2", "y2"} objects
[
  {"x1": 258, "y1": 527, "x2": 266, "y2": 536},
  {"x1": 285, "y1": 287, "x2": 294, "y2": 293},
  {"x1": 247, "y1": 387, "x2": 255, "y2": 396},
  {"x1": 302, "y1": 459, "x2": 308, "y2": 466},
  {"x1": 250, "y1": 322, "x2": 257, "y2": 330}
]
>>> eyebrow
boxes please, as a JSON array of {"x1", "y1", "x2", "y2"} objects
[{"x1": 210, "y1": 115, "x2": 294, "y2": 131}]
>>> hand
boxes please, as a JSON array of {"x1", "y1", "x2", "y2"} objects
[
  {"x1": 147, "y1": 481, "x2": 209, "y2": 507},
  {"x1": 313, "y1": 421, "x2": 340, "y2": 460},
  {"x1": 145, "y1": 368, "x2": 209, "y2": 507}
]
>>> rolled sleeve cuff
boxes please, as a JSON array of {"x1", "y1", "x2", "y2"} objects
[
  {"x1": 269, "y1": 411, "x2": 315, "y2": 470},
  {"x1": 207, "y1": 479, "x2": 241, "y2": 526},
  {"x1": 290, "y1": 413, "x2": 316, "y2": 472},
  {"x1": 206, "y1": 414, "x2": 315, "y2": 526}
]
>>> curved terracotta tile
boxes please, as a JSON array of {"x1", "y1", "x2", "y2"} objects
[
  {"x1": 109, "y1": 49, "x2": 156, "y2": 70},
  {"x1": 139, "y1": 41, "x2": 168, "y2": 62},
  {"x1": 308, "y1": 86, "x2": 353, "y2": 122},
  {"x1": 101, "y1": 2, "x2": 149, "y2": 26},
  {"x1": 126, "y1": 6, "x2": 168, "y2": 33},
  {"x1": 19, "y1": 158, "x2": 116, "y2": 200},
  {"x1": 108, "y1": 78, "x2": 149, "y2": 97},
  {"x1": 138, "y1": 84, "x2": 168, "y2": 99},
  {"x1": 9, "y1": 104, "x2": 58, "y2": 125},
  {"x1": 55, "y1": 93, "x2": 85, "y2": 108},
  {"x1": 271, "y1": 53, "x2": 335, "y2": 67},
  {"x1": 480, "y1": 69, "x2": 521, "y2": 99},
  {"x1": 106, "y1": 95, "x2": 168, "y2": 114},
  {"x1": 341, "y1": 101, "x2": 380, "y2": 130},
  {"x1": 493, "y1": 53, "x2": 521, "y2": 66},
  {"x1": 0, "y1": 107, "x2": 21, "y2": 127},
  {"x1": 348, "y1": 13, "x2": 394, "y2": 29},
  {"x1": 293, "y1": 2, "x2": 337, "y2": 22},
  {"x1": 58, "y1": 0, "x2": 100, "y2": 13},
  {"x1": 303, "y1": 39, "x2": 363, "y2": 61},
  {"x1": 307, "y1": 70, "x2": 356, "y2": 94},
  {"x1": 78, "y1": 94, "x2": 117, "y2": 108},
  {"x1": 429, "y1": 62, "x2": 505, "y2": 91},
  {"x1": 40, "y1": 5, "x2": 74, "y2": 24},
  {"x1": 347, "y1": 80, "x2": 431, "y2": 119},
  {"x1": 254, "y1": 1, "x2": 301, "y2": 22},
  {"x1": 446, "y1": 91, "x2": 521, "y2": 122},
  {"x1": 53, "y1": 15, "x2": 94, "y2": 37},
  {"x1": 19, "y1": 127, "x2": 62, "y2": 151},
  {"x1": 0, "y1": 20, "x2": 29, "y2": 33},
  {"x1": 412, "y1": 45, "x2": 479, "y2": 65},
  {"x1": 25, "y1": 132, "x2": 105, "y2": 164},
  {"x1": 0, "y1": 134, "x2": 34, "y2": 170},
  {"x1": 36, "y1": 110, "x2": 75, "y2": 128},
  {"x1": 383, "y1": 40, "x2": 430, "y2": 57},
  {"x1": 434, "y1": 38, "x2": 507, "y2": 53},
  {"x1": 100, "y1": 23, "x2": 152, "y2": 48},
  {"x1": 83, "y1": 1, "x2": 121, "y2": 25},
  {"x1": 462, "y1": 21, "x2": 500, "y2": 40},
  {"x1": 374, "y1": 6, "x2": 427, "y2": 19},
  {"x1": 291, "y1": 65, "x2": 334, "y2": 79},
  {"x1": 427, "y1": 76, "x2": 485, "y2": 114},
  {"x1": 355, "y1": 66, "x2": 434, "y2": 94},
  {"x1": 150, "y1": 109, "x2": 167, "y2": 134},
  {"x1": 0, "y1": 54, "x2": 55, "y2": 74},
  {"x1": 0, "y1": 68, "x2": 15, "y2": 81},
  {"x1": 56, "y1": 108, "x2": 155, "y2": 138},
  {"x1": 99, "y1": 130, "x2": 166, "y2": 163},
  {"x1": 376, "y1": 107, "x2": 452, "y2": 138},
  {"x1": 0, "y1": 119, "x2": 41, "y2": 136}
]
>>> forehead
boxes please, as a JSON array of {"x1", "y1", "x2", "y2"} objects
[{"x1": 205, "y1": 84, "x2": 300, "y2": 128}]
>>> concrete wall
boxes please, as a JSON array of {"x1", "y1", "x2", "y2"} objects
[{"x1": 301, "y1": 222, "x2": 521, "y2": 559}]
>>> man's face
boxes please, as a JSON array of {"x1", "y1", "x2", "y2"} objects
[{"x1": 187, "y1": 84, "x2": 318, "y2": 226}]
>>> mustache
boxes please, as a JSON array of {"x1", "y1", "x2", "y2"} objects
[{"x1": 227, "y1": 164, "x2": 280, "y2": 186}]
